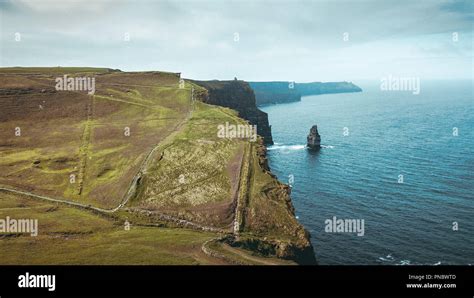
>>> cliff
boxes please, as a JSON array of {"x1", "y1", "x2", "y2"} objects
[
  {"x1": 220, "y1": 138, "x2": 317, "y2": 264},
  {"x1": 192, "y1": 80, "x2": 273, "y2": 144},
  {"x1": 192, "y1": 80, "x2": 316, "y2": 264},
  {"x1": 0, "y1": 66, "x2": 316, "y2": 265},
  {"x1": 296, "y1": 81, "x2": 362, "y2": 96},
  {"x1": 249, "y1": 81, "x2": 362, "y2": 106},
  {"x1": 248, "y1": 82, "x2": 301, "y2": 105},
  {"x1": 245, "y1": 138, "x2": 317, "y2": 264}
]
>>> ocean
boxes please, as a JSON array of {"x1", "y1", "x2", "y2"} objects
[{"x1": 260, "y1": 80, "x2": 474, "y2": 265}]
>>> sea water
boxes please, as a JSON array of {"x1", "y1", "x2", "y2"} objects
[{"x1": 261, "y1": 80, "x2": 474, "y2": 265}]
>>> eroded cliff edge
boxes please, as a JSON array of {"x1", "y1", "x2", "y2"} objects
[
  {"x1": 192, "y1": 79, "x2": 316, "y2": 264},
  {"x1": 192, "y1": 80, "x2": 273, "y2": 145}
]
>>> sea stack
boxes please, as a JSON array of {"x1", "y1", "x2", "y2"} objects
[{"x1": 307, "y1": 125, "x2": 321, "y2": 150}]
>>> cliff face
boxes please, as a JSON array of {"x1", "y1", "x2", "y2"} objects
[
  {"x1": 251, "y1": 138, "x2": 317, "y2": 264},
  {"x1": 192, "y1": 80, "x2": 316, "y2": 264},
  {"x1": 221, "y1": 138, "x2": 317, "y2": 264},
  {"x1": 193, "y1": 80, "x2": 273, "y2": 144},
  {"x1": 249, "y1": 81, "x2": 301, "y2": 105},
  {"x1": 249, "y1": 81, "x2": 362, "y2": 106}
]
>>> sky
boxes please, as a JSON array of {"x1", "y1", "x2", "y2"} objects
[{"x1": 0, "y1": 0, "x2": 472, "y2": 81}]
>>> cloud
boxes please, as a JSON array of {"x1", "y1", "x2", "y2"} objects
[
  {"x1": 14, "y1": 0, "x2": 114, "y2": 12},
  {"x1": 0, "y1": 0, "x2": 472, "y2": 80}
]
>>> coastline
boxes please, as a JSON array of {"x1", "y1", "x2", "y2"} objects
[{"x1": 192, "y1": 79, "x2": 317, "y2": 263}]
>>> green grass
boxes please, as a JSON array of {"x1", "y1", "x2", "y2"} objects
[
  {"x1": 0, "y1": 191, "x2": 217, "y2": 265},
  {"x1": 0, "y1": 70, "x2": 313, "y2": 264},
  {"x1": 0, "y1": 67, "x2": 118, "y2": 74},
  {"x1": 130, "y1": 101, "x2": 248, "y2": 228},
  {"x1": 0, "y1": 228, "x2": 215, "y2": 265},
  {"x1": 0, "y1": 149, "x2": 40, "y2": 164},
  {"x1": 0, "y1": 71, "x2": 192, "y2": 209}
]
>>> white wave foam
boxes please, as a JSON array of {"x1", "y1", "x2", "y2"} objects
[
  {"x1": 378, "y1": 254, "x2": 443, "y2": 266},
  {"x1": 378, "y1": 254, "x2": 395, "y2": 262},
  {"x1": 267, "y1": 144, "x2": 306, "y2": 151},
  {"x1": 399, "y1": 260, "x2": 411, "y2": 265},
  {"x1": 268, "y1": 144, "x2": 335, "y2": 151}
]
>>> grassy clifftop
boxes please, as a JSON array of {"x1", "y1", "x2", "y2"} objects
[
  {"x1": 0, "y1": 68, "x2": 188, "y2": 209},
  {"x1": 193, "y1": 80, "x2": 273, "y2": 145},
  {"x1": 0, "y1": 67, "x2": 315, "y2": 264}
]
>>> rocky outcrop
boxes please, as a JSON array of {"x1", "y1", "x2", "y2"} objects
[
  {"x1": 249, "y1": 81, "x2": 362, "y2": 106},
  {"x1": 226, "y1": 232, "x2": 317, "y2": 265},
  {"x1": 307, "y1": 125, "x2": 321, "y2": 149},
  {"x1": 255, "y1": 138, "x2": 272, "y2": 174},
  {"x1": 192, "y1": 80, "x2": 273, "y2": 144}
]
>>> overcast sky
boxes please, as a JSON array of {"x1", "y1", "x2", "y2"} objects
[{"x1": 0, "y1": 0, "x2": 472, "y2": 81}]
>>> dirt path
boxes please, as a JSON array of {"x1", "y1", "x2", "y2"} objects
[
  {"x1": 200, "y1": 237, "x2": 292, "y2": 265},
  {"x1": 125, "y1": 207, "x2": 228, "y2": 233},
  {"x1": 0, "y1": 86, "x2": 195, "y2": 214},
  {"x1": 219, "y1": 243, "x2": 283, "y2": 265},
  {"x1": 106, "y1": 85, "x2": 196, "y2": 210},
  {"x1": 0, "y1": 186, "x2": 113, "y2": 213},
  {"x1": 0, "y1": 84, "x2": 271, "y2": 265}
]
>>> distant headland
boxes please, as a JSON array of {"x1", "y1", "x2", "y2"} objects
[{"x1": 249, "y1": 81, "x2": 362, "y2": 106}]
